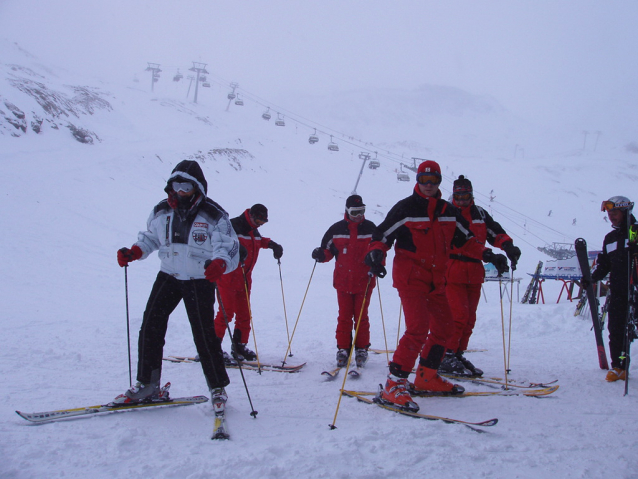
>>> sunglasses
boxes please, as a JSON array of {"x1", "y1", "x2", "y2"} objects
[
  {"x1": 416, "y1": 172, "x2": 442, "y2": 186},
  {"x1": 172, "y1": 181, "x2": 194, "y2": 193},
  {"x1": 601, "y1": 200, "x2": 633, "y2": 212},
  {"x1": 347, "y1": 206, "x2": 366, "y2": 217}
]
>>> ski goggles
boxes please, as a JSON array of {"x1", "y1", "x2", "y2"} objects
[
  {"x1": 453, "y1": 192, "x2": 473, "y2": 202},
  {"x1": 252, "y1": 215, "x2": 268, "y2": 225},
  {"x1": 347, "y1": 206, "x2": 366, "y2": 217},
  {"x1": 172, "y1": 181, "x2": 194, "y2": 193},
  {"x1": 416, "y1": 172, "x2": 442, "y2": 185},
  {"x1": 601, "y1": 200, "x2": 634, "y2": 212}
]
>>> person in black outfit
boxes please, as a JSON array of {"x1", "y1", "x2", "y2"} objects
[
  {"x1": 589, "y1": 196, "x2": 636, "y2": 381},
  {"x1": 114, "y1": 160, "x2": 240, "y2": 405}
]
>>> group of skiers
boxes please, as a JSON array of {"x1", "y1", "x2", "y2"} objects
[{"x1": 114, "y1": 158, "x2": 634, "y2": 414}]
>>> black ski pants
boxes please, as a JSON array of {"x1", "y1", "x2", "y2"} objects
[
  {"x1": 136, "y1": 271, "x2": 229, "y2": 389},
  {"x1": 607, "y1": 290, "x2": 629, "y2": 370}
]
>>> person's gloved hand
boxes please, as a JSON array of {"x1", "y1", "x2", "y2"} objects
[
  {"x1": 268, "y1": 240, "x2": 283, "y2": 260},
  {"x1": 311, "y1": 247, "x2": 326, "y2": 263},
  {"x1": 117, "y1": 245, "x2": 143, "y2": 267},
  {"x1": 204, "y1": 259, "x2": 226, "y2": 283},
  {"x1": 365, "y1": 249, "x2": 387, "y2": 278},
  {"x1": 483, "y1": 249, "x2": 510, "y2": 275},
  {"x1": 502, "y1": 242, "x2": 521, "y2": 270}
]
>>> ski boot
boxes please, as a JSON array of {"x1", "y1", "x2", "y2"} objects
[
  {"x1": 222, "y1": 351, "x2": 239, "y2": 366},
  {"x1": 438, "y1": 350, "x2": 472, "y2": 376},
  {"x1": 210, "y1": 387, "x2": 228, "y2": 414},
  {"x1": 231, "y1": 329, "x2": 257, "y2": 361},
  {"x1": 336, "y1": 349, "x2": 349, "y2": 367},
  {"x1": 412, "y1": 365, "x2": 465, "y2": 395},
  {"x1": 377, "y1": 374, "x2": 419, "y2": 412},
  {"x1": 605, "y1": 367, "x2": 626, "y2": 382},
  {"x1": 355, "y1": 348, "x2": 368, "y2": 368},
  {"x1": 111, "y1": 370, "x2": 164, "y2": 405},
  {"x1": 456, "y1": 351, "x2": 483, "y2": 377}
]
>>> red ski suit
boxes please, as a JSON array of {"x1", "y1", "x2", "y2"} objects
[
  {"x1": 317, "y1": 214, "x2": 377, "y2": 349},
  {"x1": 445, "y1": 200, "x2": 513, "y2": 352},
  {"x1": 214, "y1": 210, "x2": 271, "y2": 343},
  {"x1": 369, "y1": 186, "x2": 486, "y2": 377}
]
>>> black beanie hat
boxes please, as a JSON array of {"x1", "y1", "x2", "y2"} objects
[
  {"x1": 453, "y1": 175, "x2": 473, "y2": 194},
  {"x1": 250, "y1": 204, "x2": 268, "y2": 222},
  {"x1": 345, "y1": 195, "x2": 365, "y2": 208}
]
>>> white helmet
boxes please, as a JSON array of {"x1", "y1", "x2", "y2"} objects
[{"x1": 601, "y1": 196, "x2": 633, "y2": 212}]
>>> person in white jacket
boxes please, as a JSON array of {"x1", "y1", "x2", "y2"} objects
[{"x1": 114, "y1": 160, "x2": 240, "y2": 408}]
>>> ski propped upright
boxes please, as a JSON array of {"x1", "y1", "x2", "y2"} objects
[{"x1": 575, "y1": 238, "x2": 609, "y2": 369}]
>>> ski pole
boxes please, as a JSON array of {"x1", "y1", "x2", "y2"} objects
[
  {"x1": 498, "y1": 275, "x2": 509, "y2": 389},
  {"x1": 377, "y1": 280, "x2": 390, "y2": 365},
  {"x1": 216, "y1": 285, "x2": 258, "y2": 418},
  {"x1": 241, "y1": 265, "x2": 261, "y2": 373},
  {"x1": 396, "y1": 303, "x2": 403, "y2": 349},
  {"x1": 277, "y1": 259, "x2": 293, "y2": 357},
  {"x1": 329, "y1": 276, "x2": 372, "y2": 430},
  {"x1": 507, "y1": 268, "x2": 515, "y2": 371},
  {"x1": 124, "y1": 266, "x2": 133, "y2": 387},
  {"x1": 281, "y1": 261, "x2": 317, "y2": 366}
]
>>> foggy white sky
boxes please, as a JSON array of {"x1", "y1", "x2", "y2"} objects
[{"x1": 1, "y1": 0, "x2": 637, "y2": 128}]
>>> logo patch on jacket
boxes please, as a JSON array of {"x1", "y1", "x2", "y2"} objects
[
  {"x1": 194, "y1": 222, "x2": 208, "y2": 228},
  {"x1": 192, "y1": 229, "x2": 208, "y2": 245}
]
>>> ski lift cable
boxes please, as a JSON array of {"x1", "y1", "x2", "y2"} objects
[
  {"x1": 202, "y1": 73, "x2": 409, "y2": 165},
  {"x1": 190, "y1": 71, "x2": 574, "y2": 248},
  {"x1": 440, "y1": 184, "x2": 567, "y2": 250}
]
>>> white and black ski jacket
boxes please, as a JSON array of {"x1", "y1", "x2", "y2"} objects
[{"x1": 135, "y1": 197, "x2": 240, "y2": 281}]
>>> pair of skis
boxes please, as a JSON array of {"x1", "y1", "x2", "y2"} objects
[
  {"x1": 575, "y1": 238, "x2": 609, "y2": 370},
  {"x1": 164, "y1": 355, "x2": 306, "y2": 373},
  {"x1": 16, "y1": 383, "x2": 230, "y2": 440},
  {"x1": 342, "y1": 379, "x2": 559, "y2": 432},
  {"x1": 341, "y1": 389, "x2": 498, "y2": 432},
  {"x1": 322, "y1": 365, "x2": 363, "y2": 380}
]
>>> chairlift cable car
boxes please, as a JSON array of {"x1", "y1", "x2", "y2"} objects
[
  {"x1": 275, "y1": 113, "x2": 285, "y2": 127},
  {"x1": 262, "y1": 108, "x2": 271, "y2": 121},
  {"x1": 235, "y1": 94, "x2": 244, "y2": 106},
  {"x1": 308, "y1": 128, "x2": 319, "y2": 144},
  {"x1": 328, "y1": 135, "x2": 339, "y2": 152}
]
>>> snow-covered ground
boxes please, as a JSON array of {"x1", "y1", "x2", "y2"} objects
[{"x1": 1, "y1": 42, "x2": 638, "y2": 479}]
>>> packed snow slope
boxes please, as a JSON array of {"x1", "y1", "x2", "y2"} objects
[{"x1": 1, "y1": 42, "x2": 638, "y2": 479}]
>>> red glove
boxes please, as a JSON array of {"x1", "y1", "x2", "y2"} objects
[
  {"x1": 117, "y1": 245, "x2": 143, "y2": 267},
  {"x1": 204, "y1": 259, "x2": 226, "y2": 283}
]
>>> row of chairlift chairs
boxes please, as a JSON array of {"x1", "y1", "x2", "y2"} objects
[
  {"x1": 172, "y1": 72, "x2": 244, "y2": 105},
  {"x1": 261, "y1": 109, "x2": 340, "y2": 151},
  {"x1": 164, "y1": 74, "x2": 392, "y2": 174}
]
